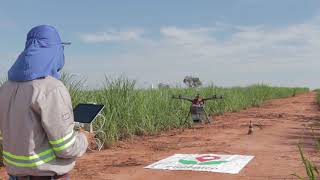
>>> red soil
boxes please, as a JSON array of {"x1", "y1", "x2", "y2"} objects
[{"x1": 1, "y1": 92, "x2": 319, "y2": 180}]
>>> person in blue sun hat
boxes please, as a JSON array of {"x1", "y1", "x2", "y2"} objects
[{"x1": 0, "y1": 25, "x2": 91, "y2": 180}]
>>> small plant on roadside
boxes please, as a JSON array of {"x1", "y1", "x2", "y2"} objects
[{"x1": 292, "y1": 144, "x2": 319, "y2": 180}]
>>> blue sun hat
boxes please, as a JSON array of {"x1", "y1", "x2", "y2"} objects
[{"x1": 8, "y1": 25, "x2": 70, "y2": 81}]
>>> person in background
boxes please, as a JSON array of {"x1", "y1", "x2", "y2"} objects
[{"x1": 0, "y1": 25, "x2": 91, "y2": 180}]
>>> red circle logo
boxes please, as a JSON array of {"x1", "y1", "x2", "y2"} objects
[{"x1": 196, "y1": 155, "x2": 221, "y2": 162}]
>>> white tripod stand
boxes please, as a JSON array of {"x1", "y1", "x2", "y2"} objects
[{"x1": 75, "y1": 113, "x2": 107, "y2": 151}]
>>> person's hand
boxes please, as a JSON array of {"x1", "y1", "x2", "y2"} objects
[
  {"x1": 79, "y1": 128, "x2": 98, "y2": 150},
  {"x1": 79, "y1": 128, "x2": 94, "y2": 143}
]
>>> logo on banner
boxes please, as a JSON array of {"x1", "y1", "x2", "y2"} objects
[{"x1": 178, "y1": 155, "x2": 228, "y2": 165}]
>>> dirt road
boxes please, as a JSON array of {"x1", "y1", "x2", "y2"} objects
[{"x1": 1, "y1": 92, "x2": 319, "y2": 179}]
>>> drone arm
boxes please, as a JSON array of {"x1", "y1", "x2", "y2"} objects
[
  {"x1": 203, "y1": 95, "x2": 223, "y2": 101},
  {"x1": 179, "y1": 96, "x2": 193, "y2": 102},
  {"x1": 172, "y1": 95, "x2": 193, "y2": 102}
]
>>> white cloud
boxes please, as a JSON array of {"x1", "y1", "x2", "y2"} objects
[
  {"x1": 156, "y1": 18, "x2": 320, "y2": 72},
  {"x1": 160, "y1": 20, "x2": 320, "y2": 63},
  {"x1": 80, "y1": 28, "x2": 144, "y2": 43},
  {"x1": 73, "y1": 16, "x2": 320, "y2": 88},
  {"x1": 160, "y1": 27, "x2": 217, "y2": 44}
]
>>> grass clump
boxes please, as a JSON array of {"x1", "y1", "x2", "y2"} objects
[{"x1": 292, "y1": 145, "x2": 319, "y2": 180}]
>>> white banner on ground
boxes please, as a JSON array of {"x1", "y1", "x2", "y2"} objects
[{"x1": 145, "y1": 154, "x2": 254, "y2": 174}]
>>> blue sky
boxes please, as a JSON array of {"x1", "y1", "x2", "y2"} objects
[{"x1": 1, "y1": 0, "x2": 320, "y2": 88}]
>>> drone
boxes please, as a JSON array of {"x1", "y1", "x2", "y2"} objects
[{"x1": 172, "y1": 94, "x2": 223, "y2": 126}]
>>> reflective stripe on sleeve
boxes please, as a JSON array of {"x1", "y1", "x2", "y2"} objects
[
  {"x1": 49, "y1": 131, "x2": 74, "y2": 145},
  {"x1": 49, "y1": 131, "x2": 76, "y2": 152}
]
